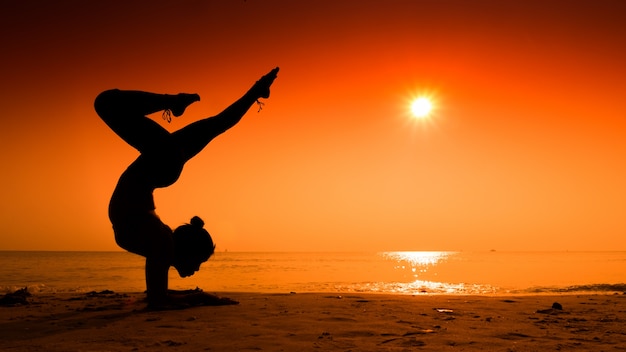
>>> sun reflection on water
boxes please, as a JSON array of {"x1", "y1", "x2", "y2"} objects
[
  {"x1": 356, "y1": 251, "x2": 498, "y2": 295},
  {"x1": 383, "y1": 251, "x2": 451, "y2": 263},
  {"x1": 343, "y1": 280, "x2": 498, "y2": 295},
  {"x1": 382, "y1": 251, "x2": 452, "y2": 276}
]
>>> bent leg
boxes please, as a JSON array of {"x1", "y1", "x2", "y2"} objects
[
  {"x1": 94, "y1": 89, "x2": 199, "y2": 153},
  {"x1": 172, "y1": 67, "x2": 279, "y2": 161}
]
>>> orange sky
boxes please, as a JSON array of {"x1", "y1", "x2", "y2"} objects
[{"x1": 1, "y1": 0, "x2": 625, "y2": 251}]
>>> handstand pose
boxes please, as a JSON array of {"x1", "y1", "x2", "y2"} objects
[{"x1": 94, "y1": 67, "x2": 279, "y2": 308}]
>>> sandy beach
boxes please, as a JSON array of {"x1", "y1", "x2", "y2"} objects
[{"x1": 1, "y1": 291, "x2": 625, "y2": 351}]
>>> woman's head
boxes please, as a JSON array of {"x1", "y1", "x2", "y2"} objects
[{"x1": 172, "y1": 216, "x2": 215, "y2": 277}]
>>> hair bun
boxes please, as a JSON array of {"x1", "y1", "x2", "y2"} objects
[{"x1": 190, "y1": 216, "x2": 204, "y2": 228}]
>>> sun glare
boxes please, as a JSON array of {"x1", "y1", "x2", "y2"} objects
[{"x1": 411, "y1": 97, "x2": 433, "y2": 119}]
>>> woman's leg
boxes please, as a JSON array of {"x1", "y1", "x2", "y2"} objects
[
  {"x1": 94, "y1": 89, "x2": 200, "y2": 153},
  {"x1": 171, "y1": 67, "x2": 279, "y2": 161}
]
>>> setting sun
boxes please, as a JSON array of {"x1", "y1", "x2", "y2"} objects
[{"x1": 410, "y1": 97, "x2": 433, "y2": 118}]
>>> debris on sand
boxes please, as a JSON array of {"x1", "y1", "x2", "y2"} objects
[{"x1": 0, "y1": 287, "x2": 31, "y2": 306}]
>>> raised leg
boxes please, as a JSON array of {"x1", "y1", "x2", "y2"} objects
[{"x1": 172, "y1": 67, "x2": 279, "y2": 161}]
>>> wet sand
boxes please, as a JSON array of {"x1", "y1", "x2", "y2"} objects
[{"x1": 1, "y1": 291, "x2": 625, "y2": 351}]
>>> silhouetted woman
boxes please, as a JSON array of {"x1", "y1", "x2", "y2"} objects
[{"x1": 94, "y1": 67, "x2": 279, "y2": 308}]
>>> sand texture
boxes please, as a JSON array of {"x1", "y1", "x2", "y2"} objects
[{"x1": 1, "y1": 291, "x2": 625, "y2": 351}]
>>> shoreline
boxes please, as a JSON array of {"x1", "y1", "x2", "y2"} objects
[{"x1": 1, "y1": 291, "x2": 625, "y2": 351}]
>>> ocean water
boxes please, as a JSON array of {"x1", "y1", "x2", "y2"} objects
[{"x1": 0, "y1": 251, "x2": 624, "y2": 295}]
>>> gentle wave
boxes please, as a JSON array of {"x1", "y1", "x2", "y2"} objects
[{"x1": 515, "y1": 283, "x2": 626, "y2": 295}]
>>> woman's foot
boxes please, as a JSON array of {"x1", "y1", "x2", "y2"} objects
[
  {"x1": 170, "y1": 93, "x2": 200, "y2": 117},
  {"x1": 251, "y1": 67, "x2": 279, "y2": 99}
]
